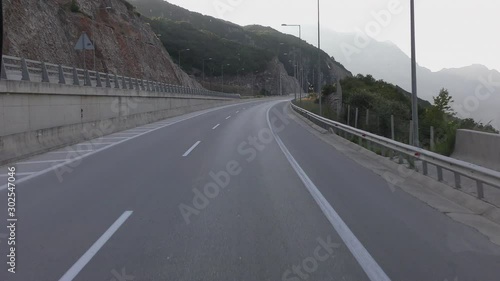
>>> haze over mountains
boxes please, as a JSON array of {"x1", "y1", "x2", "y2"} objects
[{"x1": 299, "y1": 27, "x2": 500, "y2": 129}]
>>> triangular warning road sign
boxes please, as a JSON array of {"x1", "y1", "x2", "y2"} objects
[{"x1": 74, "y1": 32, "x2": 95, "y2": 50}]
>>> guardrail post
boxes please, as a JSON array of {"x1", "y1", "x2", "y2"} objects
[
  {"x1": 72, "y1": 67, "x2": 80, "y2": 85},
  {"x1": 422, "y1": 161, "x2": 428, "y2": 175},
  {"x1": 41, "y1": 62, "x2": 50, "y2": 82},
  {"x1": 21, "y1": 58, "x2": 31, "y2": 81},
  {"x1": 128, "y1": 77, "x2": 134, "y2": 90},
  {"x1": 121, "y1": 76, "x2": 127, "y2": 89},
  {"x1": 476, "y1": 181, "x2": 484, "y2": 199},
  {"x1": 1, "y1": 57, "x2": 7, "y2": 79},
  {"x1": 398, "y1": 153, "x2": 404, "y2": 164},
  {"x1": 146, "y1": 80, "x2": 150, "y2": 91},
  {"x1": 58, "y1": 65, "x2": 65, "y2": 84},
  {"x1": 96, "y1": 72, "x2": 102, "y2": 87},
  {"x1": 454, "y1": 172, "x2": 461, "y2": 189},
  {"x1": 437, "y1": 166, "x2": 443, "y2": 182},
  {"x1": 430, "y1": 126, "x2": 435, "y2": 151},
  {"x1": 355, "y1": 108, "x2": 359, "y2": 128},
  {"x1": 114, "y1": 74, "x2": 120, "y2": 89},
  {"x1": 134, "y1": 78, "x2": 139, "y2": 90},
  {"x1": 84, "y1": 69, "x2": 91, "y2": 86},
  {"x1": 105, "y1": 73, "x2": 111, "y2": 88},
  {"x1": 409, "y1": 120, "x2": 414, "y2": 146},
  {"x1": 347, "y1": 105, "x2": 351, "y2": 126},
  {"x1": 391, "y1": 115, "x2": 395, "y2": 140}
]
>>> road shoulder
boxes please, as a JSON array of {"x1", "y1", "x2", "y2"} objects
[{"x1": 287, "y1": 102, "x2": 500, "y2": 246}]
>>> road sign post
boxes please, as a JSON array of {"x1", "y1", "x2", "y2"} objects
[{"x1": 74, "y1": 32, "x2": 95, "y2": 70}]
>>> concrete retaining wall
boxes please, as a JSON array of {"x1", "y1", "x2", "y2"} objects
[
  {"x1": 452, "y1": 129, "x2": 500, "y2": 172},
  {"x1": 0, "y1": 80, "x2": 240, "y2": 164}
]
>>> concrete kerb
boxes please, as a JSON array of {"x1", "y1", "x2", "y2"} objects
[{"x1": 289, "y1": 103, "x2": 500, "y2": 245}]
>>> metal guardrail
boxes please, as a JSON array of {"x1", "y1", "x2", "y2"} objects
[
  {"x1": 0, "y1": 55, "x2": 240, "y2": 99},
  {"x1": 291, "y1": 102, "x2": 500, "y2": 199}
]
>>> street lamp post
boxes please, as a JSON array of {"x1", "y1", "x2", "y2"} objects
[
  {"x1": 410, "y1": 0, "x2": 419, "y2": 146},
  {"x1": 317, "y1": 0, "x2": 322, "y2": 115},
  {"x1": 282, "y1": 23, "x2": 303, "y2": 102},
  {"x1": 221, "y1": 63, "x2": 230, "y2": 93},
  {"x1": 236, "y1": 68, "x2": 245, "y2": 94},
  {"x1": 202, "y1": 58, "x2": 212, "y2": 82},
  {"x1": 178, "y1": 48, "x2": 190, "y2": 68}
]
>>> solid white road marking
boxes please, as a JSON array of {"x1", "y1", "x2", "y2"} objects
[
  {"x1": 266, "y1": 103, "x2": 391, "y2": 281},
  {"x1": 212, "y1": 124, "x2": 220, "y2": 130},
  {"x1": 226, "y1": 116, "x2": 231, "y2": 120},
  {"x1": 58, "y1": 211, "x2": 133, "y2": 281},
  {"x1": 182, "y1": 141, "x2": 201, "y2": 157},
  {"x1": 48, "y1": 150, "x2": 94, "y2": 154},
  {"x1": 17, "y1": 160, "x2": 66, "y2": 165},
  {"x1": 99, "y1": 137, "x2": 130, "y2": 140}
]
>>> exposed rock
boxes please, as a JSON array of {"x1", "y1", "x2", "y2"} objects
[{"x1": 2, "y1": 0, "x2": 201, "y2": 88}]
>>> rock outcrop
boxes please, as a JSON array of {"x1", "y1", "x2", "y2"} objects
[{"x1": 2, "y1": 0, "x2": 201, "y2": 87}]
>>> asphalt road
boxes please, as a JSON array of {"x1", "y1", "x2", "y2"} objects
[{"x1": 0, "y1": 98, "x2": 499, "y2": 281}]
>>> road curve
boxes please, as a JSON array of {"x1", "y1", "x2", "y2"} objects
[{"x1": 0, "y1": 98, "x2": 499, "y2": 281}]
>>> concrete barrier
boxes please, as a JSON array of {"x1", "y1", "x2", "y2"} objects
[
  {"x1": 0, "y1": 80, "x2": 242, "y2": 164},
  {"x1": 452, "y1": 129, "x2": 500, "y2": 172}
]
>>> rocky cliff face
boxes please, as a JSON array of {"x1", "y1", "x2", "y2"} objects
[
  {"x1": 2, "y1": 0, "x2": 201, "y2": 88},
  {"x1": 201, "y1": 57, "x2": 301, "y2": 96}
]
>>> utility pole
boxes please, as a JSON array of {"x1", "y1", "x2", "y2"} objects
[{"x1": 410, "y1": 0, "x2": 419, "y2": 146}]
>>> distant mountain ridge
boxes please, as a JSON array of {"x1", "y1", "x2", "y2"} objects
[{"x1": 312, "y1": 28, "x2": 500, "y2": 129}]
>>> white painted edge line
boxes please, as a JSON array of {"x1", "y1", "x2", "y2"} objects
[
  {"x1": 111, "y1": 132, "x2": 141, "y2": 134},
  {"x1": 0, "y1": 100, "x2": 260, "y2": 192},
  {"x1": 266, "y1": 104, "x2": 391, "y2": 281},
  {"x1": 226, "y1": 116, "x2": 231, "y2": 120},
  {"x1": 212, "y1": 124, "x2": 220, "y2": 130},
  {"x1": 0, "y1": 172, "x2": 34, "y2": 177},
  {"x1": 99, "y1": 137, "x2": 130, "y2": 140},
  {"x1": 48, "y1": 150, "x2": 94, "y2": 154},
  {"x1": 58, "y1": 211, "x2": 133, "y2": 281},
  {"x1": 17, "y1": 160, "x2": 67, "y2": 165},
  {"x1": 182, "y1": 141, "x2": 201, "y2": 157}
]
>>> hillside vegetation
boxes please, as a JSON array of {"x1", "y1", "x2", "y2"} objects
[
  {"x1": 130, "y1": 0, "x2": 351, "y2": 85},
  {"x1": 337, "y1": 75, "x2": 497, "y2": 155}
]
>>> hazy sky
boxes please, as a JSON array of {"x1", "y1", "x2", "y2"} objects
[{"x1": 166, "y1": 0, "x2": 500, "y2": 72}]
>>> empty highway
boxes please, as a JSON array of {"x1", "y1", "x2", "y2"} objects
[{"x1": 1, "y1": 98, "x2": 499, "y2": 281}]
